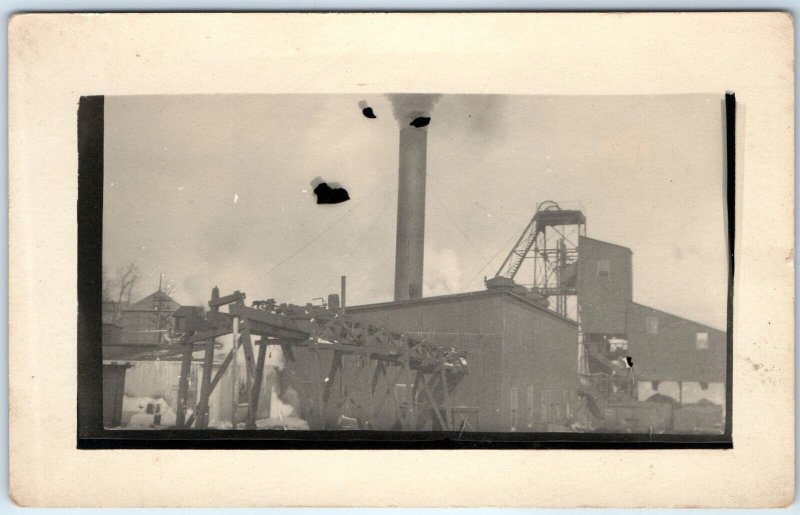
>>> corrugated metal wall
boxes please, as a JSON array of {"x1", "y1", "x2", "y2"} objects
[
  {"x1": 346, "y1": 293, "x2": 503, "y2": 430},
  {"x1": 117, "y1": 359, "x2": 272, "y2": 427},
  {"x1": 626, "y1": 302, "x2": 727, "y2": 383},
  {"x1": 500, "y1": 296, "x2": 579, "y2": 430},
  {"x1": 323, "y1": 290, "x2": 579, "y2": 431}
]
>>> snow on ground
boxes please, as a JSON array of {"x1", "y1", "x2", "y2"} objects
[{"x1": 120, "y1": 395, "x2": 178, "y2": 429}]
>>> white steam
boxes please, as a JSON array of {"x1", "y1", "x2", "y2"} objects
[{"x1": 386, "y1": 93, "x2": 441, "y2": 125}]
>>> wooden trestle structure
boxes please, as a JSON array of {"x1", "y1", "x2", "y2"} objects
[{"x1": 141, "y1": 288, "x2": 468, "y2": 430}]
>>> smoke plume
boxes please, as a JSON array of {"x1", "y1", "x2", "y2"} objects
[{"x1": 386, "y1": 94, "x2": 441, "y2": 125}]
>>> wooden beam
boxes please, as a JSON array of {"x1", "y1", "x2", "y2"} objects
[
  {"x1": 368, "y1": 361, "x2": 387, "y2": 425},
  {"x1": 440, "y1": 368, "x2": 453, "y2": 431},
  {"x1": 310, "y1": 346, "x2": 326, "y2": 430},
  {"x1": 195, "y1": 338, "x2": 216, "y2": 429},
  {"x1": 401, "y1": 351, "x2": 415, "y2": 431},
  {"x1": 227, "y1": 304, "x2": 307, "y2": 340},
  {"x1": 246, "y1": 340, "x2": 269, "y2": 429},
  {"x1": 322, "y1": 351, "x2": 342, "y2": 404},
  {"x1": 185, "y1": 346, "x2": 235, "y2": 428},
  {"x1": 230, "y1": 316, "x2": 240, "y2": 427},
  {"x1": 371, "y1": 360, "x2": 385, "y2": 393},
  {"x1": 420, "y1": 373, "x2": 447, "y2": 430},
  {"x1": 304, "y1": 342, "x2": 400, "y2": 357},
  {"x1": 210, "y1": 286, "x2": 220, "y2": 313},
  {"x1": 240, "y1": 326, "x2": 256, "y2": 387},
  {"x1": 175, "y1": 344, "x2": 193, "y2": 428},
  {"x1": 370, "y1": 364, "x2": 404, "y2": 426},
  {"x1": 208, "y1": 348, "x2": 234, "y2": 393},
  {"x1": 208, "y1": 290, "x2": 245, "y2": 308},
  {"x1": 280, "y1": 341, "x2": 295, "y2": 362}
]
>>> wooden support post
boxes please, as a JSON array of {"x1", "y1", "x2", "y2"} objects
[
  {"x1": 362, "y1": 353, "x2": 372, "y2": 429},
  {"x1": 230, "y1": 316, "x2": 240, "y2": 427},
  {"x1": 366, "y1": 359, "x2": 386, "y2": 427},
  {"x1": 185, "y1": 347, "x2": 234, "y2": 428},
  {"x1": 240, "y1": 326, "x2": 256, "y2": 395},
  {"x1": 370, "y1": 360, "x2": 385, "y2": 396},
  {"x1": 323, "y1": 351, "x2": 342, "y2": 404},
  {"x1": 402, "y1": 351, "x2": 415, "y2": 431},
  {"x1": 311, "y1": 346, "x2": 326, "y2": 430},
  {"x1": 175, "y1": 343, "x2": 193, "y2": 428},
  {"x1": 340, "y1": 275, "x2": 346, "y2": 315},
  {"x1": 246, "y1": 339, "x2": 269, "y2": 429},
  {"x1": 195, "y1": 338, "x2": 216, "y2": 429},
  {"x1": 440, "y1": 368, "x2": 453, "y2": 431},
  {"x1": 210, "y1": 287, "x2": 220, "y2": 313},
  {"x1": 420, "y1": 373, "x2": 448, "y2": 430},
  {"x1": 368, "y1": 362, "x2": 387, "y2": 425},
  {"x1": 280, "y1": 342, "x2": 295, "y2": 363},
  {"x1": 370, "y1": 363, "x2": 404, "y2": 426}
]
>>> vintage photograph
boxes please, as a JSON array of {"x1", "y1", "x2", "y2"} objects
[{"x1": 93, "y1": 93, "x2": 731, "y2": 437}]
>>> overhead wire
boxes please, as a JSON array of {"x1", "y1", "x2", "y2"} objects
[
  {"x1": 317, "y1": 181, "x2": 393, "y2": 297},
  {"x1": 464, "y1": 226, "x2": 523, "y2": 290},
  {"x1": 427, "y1": 179, "x2": 488, "y2": 263},
  {"x1": 244, "y1": 175, "x2": 391, "y2": 294},
  {"x1": 427, "y1": 171, "x2": 514, "y2": 225}
]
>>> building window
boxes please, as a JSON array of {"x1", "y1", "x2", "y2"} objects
[
  {"x1": 597, "y1": 260, "x2": 610, "y2": 277},
  {"x1": 646, "y1": 316, "x2": 659, "y2": 335},
  {"x1": 696, "y1": 332, "x2": 709, "y2": 350},
  {"x1": 510, "y1": 388, "x2": 518, "y2": 431}
]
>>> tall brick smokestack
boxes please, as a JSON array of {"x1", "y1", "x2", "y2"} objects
[{"x1": 387, "y1": 94, "x2": 439, "y2": 301}]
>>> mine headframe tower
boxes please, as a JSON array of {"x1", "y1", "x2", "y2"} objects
[{"x1": 493, "y1": 200, "x2": 586, "y2": 319}]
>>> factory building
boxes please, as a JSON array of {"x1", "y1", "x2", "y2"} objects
[
  {"x1": 99, "y1": 94, "x2": 727, "y2": 434},
  {"x1": 576, "y1": 235, "x2": 727, "y2": 431},
  {"x1": 340, "y1": 289, "x2": 578, "y2": 431},
  {"x1": 626, "y1": 303, "x2": 726, "y2": 406}
]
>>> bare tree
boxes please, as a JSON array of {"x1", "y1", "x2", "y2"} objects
[
  {"x1": 120, "y1": 263, "x2": 139, "y2": 305},
  {"x1": 102, "y1": 263, "x2": 139, "y2": 306},
  {"x1": 102, "y1": 266, "x2": 114, "y2": 303}
]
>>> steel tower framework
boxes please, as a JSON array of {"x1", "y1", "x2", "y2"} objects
[{"x1": 494, "y1": 201, "x2": 586, "y2": 319}]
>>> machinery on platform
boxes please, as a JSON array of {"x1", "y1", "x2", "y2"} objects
[{"x1": 490, "y1": 200, "x2": 586, "y2": 319}]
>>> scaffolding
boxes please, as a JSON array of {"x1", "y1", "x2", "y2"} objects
[
  {"x1": 494, "y1": 200, "x2": 586, "y2": 319},
  {"x1": 133, "y1": 288, "x2": 468, "y2": 431}
]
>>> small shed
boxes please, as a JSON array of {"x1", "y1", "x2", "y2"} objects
[{"x1": 102, "y1": 361, "x2": 133, "y2": 428}]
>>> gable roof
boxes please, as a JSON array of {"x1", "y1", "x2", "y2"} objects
[
  {"x1": 579, "y1": 235, "x2": 633, "y2": 254},
  {"x1": 125, "y1": 290, "x2": 180, "y2": 312},
  {"x1": 347, "y1": 288, "x2": 578, "y2": 326}
]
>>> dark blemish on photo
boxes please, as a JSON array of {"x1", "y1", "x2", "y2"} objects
[
  {"x1": 409, "y1": 116, "x2": 431, "y2": 128},
  {"x1": 311, "y1": 176, "x2": 350, "y2": 204},
  {"x1": 358, "y1": 100, "x2": 376, "y2": 119},
  {"x1": 625, "y1": 356, "x2": 633, "y2": 368}
]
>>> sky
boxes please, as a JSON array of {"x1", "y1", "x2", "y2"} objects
[{"x1": 103, "y1": 94, "x2": 728, "y2": 329}]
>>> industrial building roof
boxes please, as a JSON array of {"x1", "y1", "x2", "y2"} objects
[
  {"x1": 579, "y1": 235, "x2": 633, "y2": 254},
  {"x1": 125, "y1": 290, "x2": 180, "y2": 312},
  {"x1": 347, "y1": 288, "x2": 578, "y2": 325},
  {"x1": 630, "y1": 301, "x2": 726, "y2": 334}
]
